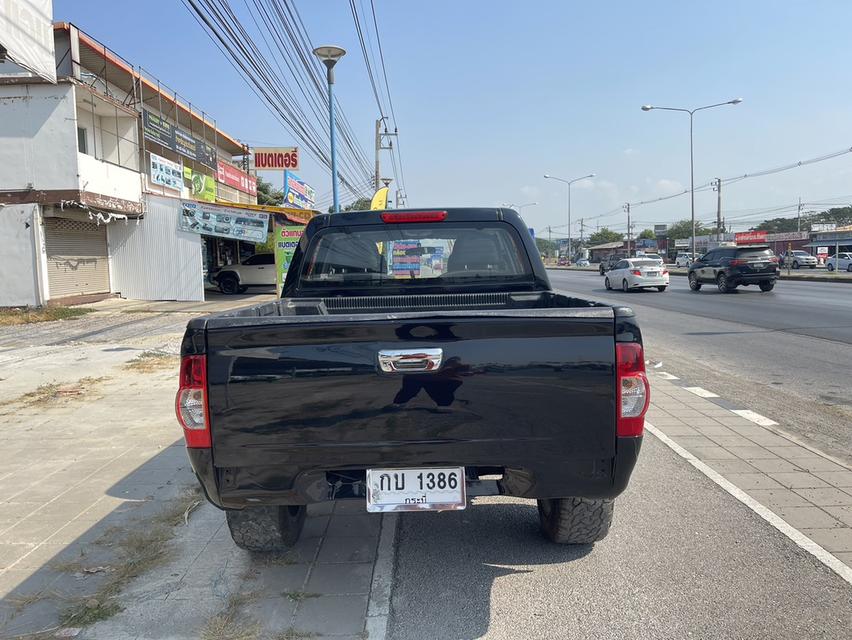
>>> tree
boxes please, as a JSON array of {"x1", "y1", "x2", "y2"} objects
[
  {"x1": 666, "y1": 219, "x2": 704, "y2": 239},
  {"x1": 329, "y1": 197, "x2": 372, "y2": 213},
  {"x1": 535, "y1": 238, "x2": 558, "y2": 257},
  {"x1": 256, "y1": 178, "x2": 284, "y2": 206},
  {"x1": 588, "y1": 228, "x2": 623, "y2": 245},
  {"x1": 638, "y1": 228, "x2": 655, "y2": 240}
]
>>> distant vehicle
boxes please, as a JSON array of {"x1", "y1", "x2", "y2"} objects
[
  {"x1": 675, "y1": 253, "x2": 694, "y2": 268},
  {"x1": 557, "y1": 257, "x2": 569, "y2": 266},
  {"x1": 637, "y1": 253, "x2": 663, "y2": 264},
  {"x1": 576, "y1": 258, "x2": 590, "y2": 267},
  {"x1": 826, "y1": 252, "x2": 852, "y2": 272},
  {"x1": 211, "y1": 253, "x2": 276, "y2": 294},
  {"x1": 604, "y1": 258, "x2": 669, "y2": 292},
  {"x1": 688, "y1": 245, "x2": 779, "y2": 293},
  {"x1": 599, "y1": 253, "x2": 626, "y2": 275},
  {"x1": 780, "y1": 250, "x2": 817, "y2": 269}
]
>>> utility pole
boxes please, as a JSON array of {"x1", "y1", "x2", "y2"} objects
[
  {"x1": 713, "y1": 178, "x2": 722, "y2": 243},
  {"x1": 374, "y1": 118, "x2": 396, "y2": 192},
  {"x1": 624, "y1": 203, "x2": 631, "y2": 257},
  {"x1": 579, "y1": 218, "x2": 585, "y2": 243},
  {"x1": 797, "y1": 197, "x2": 802, "y2": 232},
  {"x1": 548, "y1": 226, "x2": 552, "y2": 242}
]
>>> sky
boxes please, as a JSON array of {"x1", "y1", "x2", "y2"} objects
[{"x1": 53, "y1": 0, "x2": 852, "y2": 237}]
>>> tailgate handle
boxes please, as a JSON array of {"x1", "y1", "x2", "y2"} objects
[{"x1": 378, "y1": 348, "x2": 443, "y2": 373}]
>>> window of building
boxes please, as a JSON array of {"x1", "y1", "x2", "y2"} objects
[{"x1": 77, "y1": 127, "x2": 88, "y2": 154}]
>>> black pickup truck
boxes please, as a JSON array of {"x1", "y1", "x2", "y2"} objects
[{"x1": 176, "y1": 208, "x2": 648, "y2": 551}]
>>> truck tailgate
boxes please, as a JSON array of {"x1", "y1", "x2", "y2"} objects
[{"x1": 204, "y1": 309, "x2": 616, "y2": 471}]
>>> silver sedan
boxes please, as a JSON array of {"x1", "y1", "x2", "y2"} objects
[{"x1": 604, "y1": 258, "x2": 670, "y2": 292}]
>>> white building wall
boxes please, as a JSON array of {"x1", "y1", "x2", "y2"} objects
[
  {"x1": 107, "y1": 195, "x2": 204, "y2": 301},
  {"x1": 77, "y1": 152, "x2": 142, "y2": 204},
  {"x1": 0, "y1": 204, "x2": 43, "y2": 306},
  {"x1": 0, "y1": 83, "x2": 79, "y2": 191}
]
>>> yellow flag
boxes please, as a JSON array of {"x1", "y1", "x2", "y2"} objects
[{"x1": 370, "y1": 187, "x2": 389, "y2": 210}]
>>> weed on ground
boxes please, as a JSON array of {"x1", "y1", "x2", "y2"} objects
[
  {"x1": 1, "y1": 376, "x2": 111, "y2": 409},
  {"x1": 0, "y1": 306, "x2": 94, "y2": 326},
  {"x1": 200, "y1": 591, "x2": 262, "y2": 640},
  {"x1": 123, "y1": 351, "x2": 179, "y2": 373}
]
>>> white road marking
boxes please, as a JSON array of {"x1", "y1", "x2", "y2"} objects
[
  {"x1": 646, "y1": 422, "x2": 852, "y2": 587},
  {"x1": 731, "y1": 409, "x2": 778, "y2": 426},
  {"x1": 656, "y1": 372, "x2": 679, "y2": 380},
  {"x1": 366, "y1": 512, "x2": 398, "y2": 640},
  {"x1": 684, "y1": 386, "x2": 719, "y2": 398}
]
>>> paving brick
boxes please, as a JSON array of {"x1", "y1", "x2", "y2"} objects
[
  {"x1": 793, "y1": 487, "x2": 852, "y2": 507},
  {"x1": 726, "y1": 445, "x2": 780, "y2": 460},
  {"x1": 688, "y1": 446, "x2": 737, "y2": 461},
  {"x1": 692, "y1": 425, "x2": 738, "y2": 437},
  {"x1": 822, "y1": 506, "x2": 852, "y2": 528},
  {"x1": 294, "y1": 594, "x2": 368, "y2": 636},
  {"x1": 747, "y1": 458, "x2": 804, "y2": 474},
  {"x1": 722, "y1": 473, "x2": 785, "y2": 491},
  {"x1": 747, "y1": 489, "x2": 811, "y2": 509},
  {"x1": 772, "y1": 506, "x2": 844, "y2": 529},
  {"x1": 317, "y1": 536, "x2": 377, "y2": 564},
  {"x1": 707, "y1": 435, "x2": 755, "y2": 448},
  {"x1": 833, "y1": 551, "x2": 852, "y2": 566},
  {"x1": 657, "y1": 425, "x2": 700, "y2": 437},
  {"x1": 334, "y1": 499, "x2": 368, "y2": 515},
  {"x1": 326, "y1": 514, "x2": 382, "y2": 538},
  {"x1": 766, "y1": 447, "x2": 836, "y2": 463},
  {"x1": 672, "y1": 435, "x2": 717, "y2": 448},
  {"x1": 744, "y1": 433, "x2": 796, "y2": 448},
  {"x1": 704, "y1": 460, "x2": 759, "y2": 475},
  {"x1": 768, "y1": 472, "x2": 831, "y2": 489},
  {"x1": 792, "y1": 457, "x2": 849, "y2": 473},
  {"x1": 800, "y1": 528, "x2": 852, "y2": 553},
  {"x1": 812, "y1": 471, "x2": 852, "y2": 487},
  {"x1": 307, "y1": 562, "x2": 374, "y2": 595},
  {"x1": 301, "y1": 515, "x2": 330, "y2": 539}
]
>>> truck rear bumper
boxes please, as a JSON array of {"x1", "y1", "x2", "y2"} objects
[{"x1": 186, "y1": 436, "x2": 643, "y2": 509}]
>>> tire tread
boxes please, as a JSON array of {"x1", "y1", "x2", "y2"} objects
[{"x1": 538, "y1": 497, "x2": 614, "y2": 544}]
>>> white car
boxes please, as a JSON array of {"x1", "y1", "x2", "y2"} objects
[
  {"x1": 212, "y1": 253, "x2": 276, "y2": 294},
  {"x1": 826, "y1": 252, "x2": 852, "y2": 272},
  {"x1": 675, "y1": 253, "x2": 694, "y2": 267},
  {"x1": 604, "y1": 258, "x2": 669, "y2": 292},
  {"x1": 781, "y1": 250, "x2": 817, "y2": 269}
]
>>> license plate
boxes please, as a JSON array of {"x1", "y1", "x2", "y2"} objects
[
  {"x1": 365, "y1": 467, "x2": 466, "y2": 513},
  {"x1": 753, "y1": 263, "x2": 766, "y2": 269},
  {"x1": 645, "y1": 271, "x2": 659, "y2": 276}
]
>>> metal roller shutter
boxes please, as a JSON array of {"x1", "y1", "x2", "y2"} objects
[{"x1": 44, "y1": 217, "x2": 110, "y2": 298}]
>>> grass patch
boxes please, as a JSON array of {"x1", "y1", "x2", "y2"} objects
[
  {"x1": 10, "y1": 376, "x2": 110, "y2": 408},
  {"x1": 274, "y1": 629, "x2": 318, "y2": 640},
  {"x1": 201, "y1": 591, "x2": 262, "y2": 640},
  {"x1": 123, "y1": 351, "x2": 179, "y2": 373},
  {"x1": 0, "y1": 306, "x2": 94, "y2": 326},
  {"x1": 8, "y1": 590, "x2": 48, "y2": 613},
  {"x1": 282, "y1": 590, "x2": 320, "y2": 603}
]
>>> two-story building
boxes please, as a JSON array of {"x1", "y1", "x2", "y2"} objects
[{"x1": 0, "y1": 22, "x2": 287, "y2": 305}]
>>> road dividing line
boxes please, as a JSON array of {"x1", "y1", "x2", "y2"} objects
[
  {"x1": 731, "y1": 409, "x2": 778, "y2": 426},
  {"x1": 684, "y1": 386, "x2": 719, "y2": 398},
  {"x1": 646, "y1": 422, "x2": 852, "y2": 587},
  {"x1": 366, "y1": 513, "x2": 399, "y2": 640},
  {"x1": 656, "y1": 372, "x2": 679, "y2": 380}
]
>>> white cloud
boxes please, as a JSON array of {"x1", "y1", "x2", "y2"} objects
[
  {"x1": 520, "y1": 185, "x2": 540, "y2": 198},
  {"x1": 654, "y1": 178, "x2": 684, "y2": 195},
  {"x1": 623, "y1": 148, "x2": 639, "y2": 156}
]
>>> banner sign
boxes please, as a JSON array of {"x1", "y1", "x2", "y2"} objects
[
  {"x1": 817, "y1": 246, "x2": 829, "y2": 258},
  {"x1": 178, "y1": 201, "x2": 269, "y2": 243},
  {"x1": 768, "y1": 231, "x2": 808, "y2": 242},
  {"x1": 0, "y1": 0, "x2": 56, "y2": 83},
  {"x1": 654, "y1": 224, "x2": 668, "y2": 237},
  {"x1": 811, "y1": 223, "x2": 836, "y2": 232},
  {"x1": 217, "y1": 160, "x2": 258, "y2": 196},
  {"x1": 142, "y1": 109, "x2": 217, "y2": 169},
  {"x1": 283, "y1": 171, "x2": 316, "y2": 209},
  {"x1": 273, "y1": 221, "x2": 305, "y2": 297},
  {"x1": 183, "y1": 167, "x2": 216, "y2": 202},
  {"x1": 735, "y1": 231, "x2": 768, "y2": 245},
  {"x1": 255, "y1": 147, "x2": 300, "y2": 171},
  {"x1": 149, "y1": 153, "x2": 183, "y2": 191},
  {"x1": 674, "y1": 239, "x2": 690, "y2": 248}
]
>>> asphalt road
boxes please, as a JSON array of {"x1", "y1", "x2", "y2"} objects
[
  {"x1": 547, "y1": 269, "x2": 852, "y2": 466},
  {"x1": 389, "y1": 437, "x2": 852, "y2": 640}
]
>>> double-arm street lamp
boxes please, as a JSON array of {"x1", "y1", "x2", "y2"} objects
[
  {"x1": 543, "y1": 173, "x2": 595, "y2": 259},
  {"x1": 313, "y1": 45, "x2": 346, "y2": 213},
  {"x1": 502, "y1": 202, "x2": 538, "y2": 211},
  {"x1": 641, "y1": 98, "x2": 742, "y2": 258}
]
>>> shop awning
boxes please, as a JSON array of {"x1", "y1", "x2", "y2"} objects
[{"x1": 802, "y1": 238, "x2": 852, "y2": 248}]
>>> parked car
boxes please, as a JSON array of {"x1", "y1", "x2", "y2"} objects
[
  {"x1": 557, "y1": 257, "x2": 569, "y2": 266},
  {"x1": 604, "y1": 258, "x2": 669, "y2": 292},
  {"x1": 826, "y1": 252, "x2": 852, "y2": 272},
  {"x1": 780, "y1": 250, "x2": 817, "y2": 269},
  {"x1": 177, "y1": 208, "x2": 648, "y2": 552},
  {"x1": 688, "y1": 245, "x2": 779, "y2": 293},
  {"x1": 211, "y1": 253, "x2": 275, "y2": 294},
  {"x1": 575, "y1": 258, "x2": 590, "y2": 267},
  {"x1": 599, "y1": 253, "x2": 626, "y2": 275},
  {"x1": 675, "y1": 253, "x2": 694, "y2": 268}
]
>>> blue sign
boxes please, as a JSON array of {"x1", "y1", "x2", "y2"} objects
[{"x1": 283, "y1": 171, "x2": 316, "y2": 210}]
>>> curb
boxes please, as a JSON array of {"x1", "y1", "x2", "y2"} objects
[{"x1": 366, "y1": 512, "x2": 398, "y2": 640}]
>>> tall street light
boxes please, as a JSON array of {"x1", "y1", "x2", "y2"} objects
[
  {"x1": 544, "y1": 173, "x2": 595, "y2": 259},
  {"x1": 502, "y1": 202, "x2": 538, "y2": 211},
  {"x1": 313, "y1": 45, "x2": 346, "y2": 213},
  {"x1": 641, "y1": 98, "x2": 742, "y2": 258}
]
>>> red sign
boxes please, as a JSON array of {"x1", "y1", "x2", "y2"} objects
[
  {"x1": 735, "y1": 231, "x2": 768, "y2": 244},
  {"x1": 254, "y1": 147, "x2": 299, "y2": 171},
  {"x1": 216, "y1": 160, "x2": 257, "y2": 196}
]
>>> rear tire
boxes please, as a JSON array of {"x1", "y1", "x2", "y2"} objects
[
  {"x1": 847, "y1": 264, "x2": 852, "y2": 272},
  {"x1": 226, "y1": 505, "x2": 306, "y2": 552},
  {"x1": 657, "y1": 286, "x2": 667, "y2": 292},
  {"x1": 759, "y1": 280, "x2": 775, "y2": 292},
  {"x1": 538, "y1": 497, "x2": 614, "y2": 544},
  {"x1": 622, "y1": 279, "x2": 629, "y2": 292},
  {"x1": 717, "y1": 273, "x2": 734, "y2": 293},
  {"x1": 688, "y1": 272, "x2": 701, "y2": 291},
  {"x1": 219, "y1": 274, "x2": 240, "y2": 295},
  {"x1": 604, "y1": 277, "x2": 611, "y2": 290},
  {"x1": 828, "y1": 263, "x2": 835, "y2": 272}
]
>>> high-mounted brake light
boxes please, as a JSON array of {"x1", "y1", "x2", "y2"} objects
[
  {"x1": 616, "y1": 343, "x2": 650, "y2": 437},
  {"x1": 176, "y1": 355, "x2": 211, "y2": 448},
  {"x1": 380, "y1": 211, "x2": 447, "y2": 223}
]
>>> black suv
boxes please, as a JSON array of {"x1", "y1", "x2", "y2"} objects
[
  {"x1": 688, "y1": 245, "x2": 779, "y2": 293},
  {"x1": 599, "y1": 253, "x2": 627, "y2": 275}
]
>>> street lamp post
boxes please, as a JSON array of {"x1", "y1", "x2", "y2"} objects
[
  {"x1": 641, "y1": 98, "x2": 742, "y2": 259},
  {"x1": 313, "y1": 45, "x2": 347, "y2": 213},
  {"x1": 502, "y1": 202, "x2": 538, "y2": 212},
  {"x1": 544, "y1": 173, "x2": 595, "y2": 259}
]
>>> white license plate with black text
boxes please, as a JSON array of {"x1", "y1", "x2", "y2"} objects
[{"x1": 365, "y1": 467, "x2": 466, "y2": 512}]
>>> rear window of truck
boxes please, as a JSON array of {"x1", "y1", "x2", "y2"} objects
[{"x1": 300, "y1": 222, "x2": 533, "y2": 287}]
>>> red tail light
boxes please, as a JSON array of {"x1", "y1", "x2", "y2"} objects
[
  {"x1": 631, "y1": 270, "x2": 641, "y2": 276},
  {"x1": 616, "y1": 343, "x2": 650, "y2": 437},
  {"x1": 662, "y1": 269, "x2": 669, "y2": 275},
  {"x1": 729, "y1": 259, "x2": 746, "y2": 266},
  {"x1": 381, "y1": 211, "x2": 447, "y2": 223},
  {"x1": 176, "y1": 355, "x2": 211, "y2": 448}
]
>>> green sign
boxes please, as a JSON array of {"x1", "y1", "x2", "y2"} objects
[
  {"x1": 183, "y1": 166, "x2": 216, "y2": 202},
  {"x1": 273, "y1": 220, "x2": 305, "y2": 297}
]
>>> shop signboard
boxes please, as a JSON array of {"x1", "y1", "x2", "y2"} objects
[
  {"x1": 142, "y1": 110, "x2": 175, "y2": 149},
  {"x1": 142, "y1": 109, "x2": 217, "y2": 169},
  {"x1": 283, "y1": 171, "x2": 316, "y2": 209},
  {"x1": 811, "y1": 223, "x2": 836, "y2": 232},
  {"x1": 674, "y1": 239, "x2": 689, "y2": 248},
  {"x1": 149, "y1": 153, "x2": 183, "y2": 191},
  {"x1": 217, "y1": 160, "x2": 258, "y2": 196},
  {"x1": 178, "y1": 200, "x2": 269, "y2": 243},
  {"x1": 272, "y1": 219, "x2": 305, "y2": 297},
  {"x1": 735, "y1": 230, "x2": 768, "y2": 244},
  {"x1": 768, "y1": 231, "x2": 808, "y2": 242},
  {"x1": 654, "y1": 224, "x2": 668, "y2": 237},
  {"x1": 817, "y1": 246, "x2": 829, "y2": 259},
  {"x1": 183, "y1": 167, "x2": 216, "y2": 202},
  {"x1": 255, "y1": 147, "x2": 299, "y2": 171}
]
